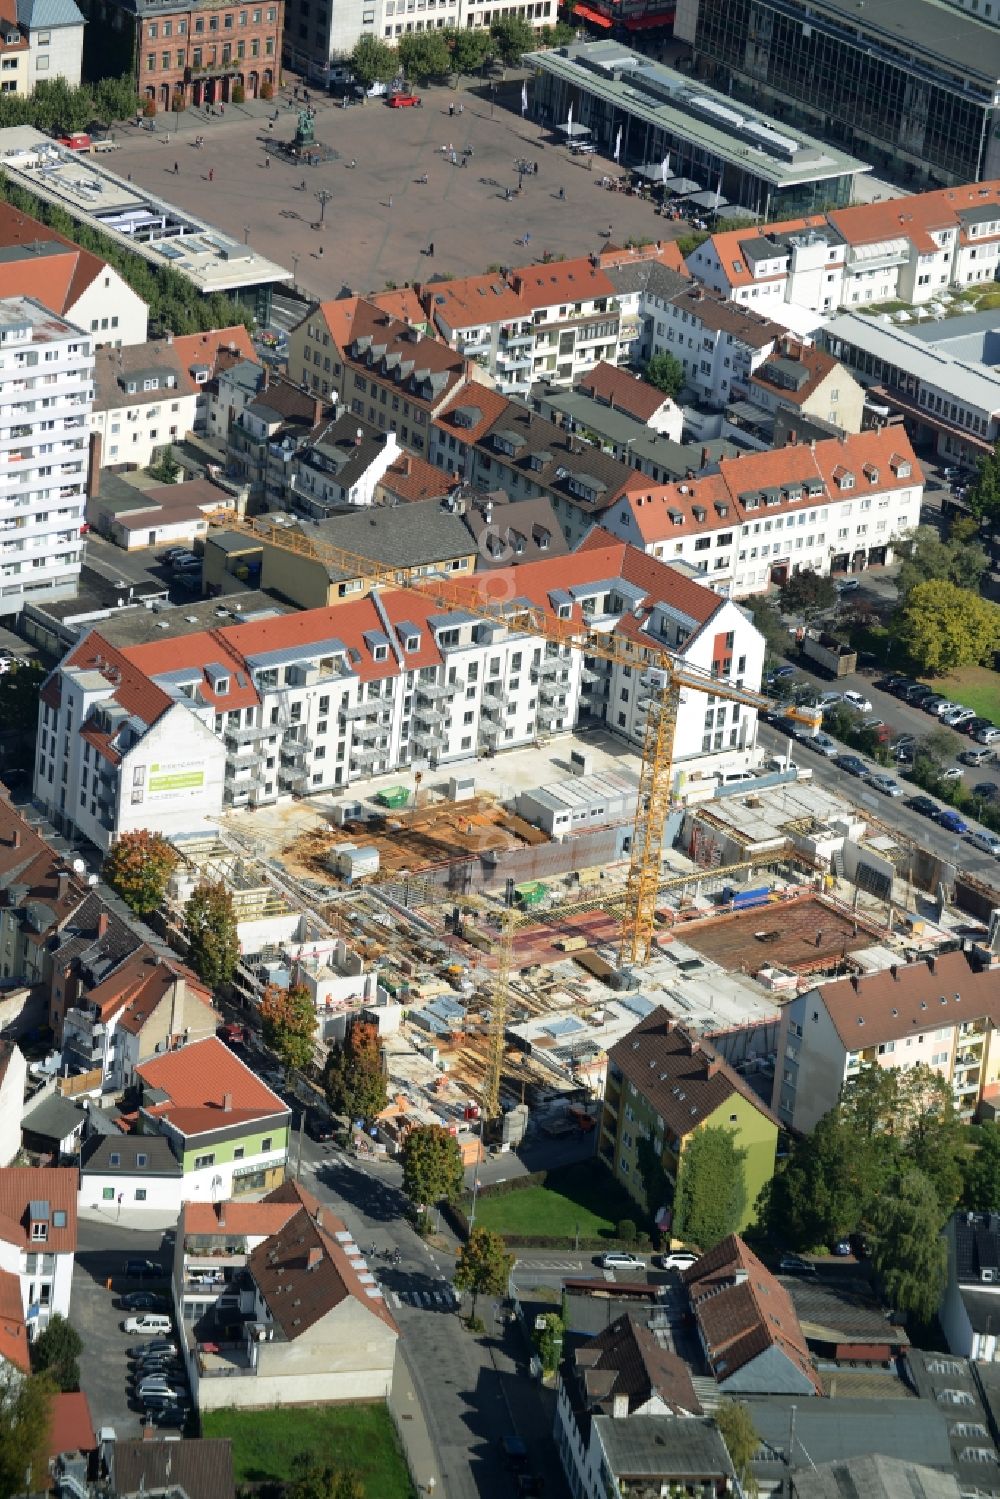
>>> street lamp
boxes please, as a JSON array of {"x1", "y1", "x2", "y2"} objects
[
  {"x1": 315, "y1": 188, "x2": 333, "y2": 226},
  {"x1": 243, "y1": 224, "x2": 251, "y2": 245},
  {"x1": 291, "y1": 252, "x2": 299, "y2": 291}
]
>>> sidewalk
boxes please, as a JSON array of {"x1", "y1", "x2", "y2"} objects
[
  {"x1": 78, "y1": 1201, "x2": 179, "y2": 1233},
  {"x1": 390, "y1": 1344, "x2": 446, "y2": 1498}
]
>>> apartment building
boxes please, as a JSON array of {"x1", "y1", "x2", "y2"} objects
[
  {"x1": 0, "y1": 1166, "x2": 77, "y2": 1343},
  {"x1": 688, "y1": 181, "x2": 1000, "y2": 319},
  {"x1": 79, "y1": 0, "x2": 282, "y2": 110},
  {"x1": 601, "y1": 1007, "x2": 779, "y2": 1230},
  {"x1": 656, "y1": 286, "x2": 784, "y2": 407},
  {"x1": 287, "y1": 298, "x2": 477, "y2": 459},
  {"x1": 0, "y1": 297, "x2": 92, "y2": 617},
  {"x1": 771, "y1": 949, "x2": 1000, "y2": 1133},
  {"x1": 35, "y1": 538, "x2": 766, "y2": 844},
  {"x1": 577, "y1": 361, "x2": 683, "y2": 441},
  {"x1": 90, "y1": 339, "x2": 200, "y2": 473},
  {"x1": 600, "y1": 427, "x2": 922, "y2": 598},
  {"x1": 749, "y1": 340, "x2": 865, "y2": 436}
]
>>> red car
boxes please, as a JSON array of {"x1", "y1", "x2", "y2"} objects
[{"x1": 389, "y1": 93, "x2": 421, "y2": 108}]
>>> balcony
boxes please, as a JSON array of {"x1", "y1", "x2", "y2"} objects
[
  {"x1": 413, "y1": 724, "x2": 445, "y2": 751},
  {"x1": 349, "y1": 745, "x2": 380, "y2": 767},
  {"x1": 278, "y1": 768, "x2": 307, "y2": 792},
  {"x1": 500, "y1": 328, "x2": 533, "y2": 348},
  {"x1": 227, "y1": 749, "x2": 263, "y2": 772},
  {"x1": 534, "y1": 656, "x2": 566, "y2": 678},
  {"x1": 281, "y1": 736, "x2": 313, "y2": 759},
  {"x1": 496, "y1": 349, "x2": 532, "y2": 371},
  {"x1": 539, "y1": 684, "x2": 567, "y2": 706},
  {"x1": 353, "y1": 718, "x2": 386, "y2": 743},
  {"x1": 416, "y1": 679, "x2": 461, "y2": 702},
  {"x1": 225, "y1": 722, "x2": 267, "y2": 746},
  {"x1": 536, "y1": 704, "x2": 562, "y2": 727},
  {"x1": 414, "y1": 707, "x2": 445, "y2": 727},
  {"x1": 481, "y1": 699, "x2": 505, "y2": 721},
  {"x1": 340, "y1": 701, "x2": 376, "y2": 722}
]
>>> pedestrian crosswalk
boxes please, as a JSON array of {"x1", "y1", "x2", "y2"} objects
[{"x1": 390, "y1": 1288, "x2": 460, "y2": 1311}]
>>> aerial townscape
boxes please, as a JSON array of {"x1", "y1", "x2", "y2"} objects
[{"x1": 6, "y1": 0, "x2": 1000, "y2": 1495}]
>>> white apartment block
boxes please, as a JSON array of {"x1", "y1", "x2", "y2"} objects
[
  {"x1": 653, "y1": 285, "x2": 784, "y2": 407},
  {"x1": 0, "y1": 1168, "x2": 77, "y2": 1342},
  {"x1": 772, "y1": 949, "x2": 1000, "y2": 1133},
  {"x1": 283, "y1": 0, "x2": 552, "y2": 74},
  {"x1": 90, "y1": 342, "x2": 199, "y2": 473},
  {"x1": 35, "y1": 539, "x2": 766, "y2": 846},
  {"x1": 600, "y1": 427, "x2": 922, "y2": 599},
  {"x1": 0, "y1": 297, "x2": 92, "y2": 617},
  {"x1": 686, "y1": 180, "x2": 1000, "y2": 320}
]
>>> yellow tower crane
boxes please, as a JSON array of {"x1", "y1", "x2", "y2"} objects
[{"x1": 206, "y1": 512, "x2": 819, "y2": 1058}]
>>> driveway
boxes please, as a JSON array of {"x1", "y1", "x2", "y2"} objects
[{"x1": 74, "y1": 1219, "x2": 180, "y2": 1437}]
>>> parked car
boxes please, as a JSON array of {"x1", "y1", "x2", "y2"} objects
[
  {"x1": 939, "y1": 767, "x2": 965, "y2": 782},
  {"x1": 973, "y1": 782, "x2": 1000, "y2": 801},
  {"x1": 130, "y1": 1340, "x2": 178, "y2": 1362},
  {"x1": 865, "y1": 772, "x2": 904, "y2": 798},
  {"x1": 766, "y1": 664, "x2": 797, "y2": 683},
  {"x1": 936, "y1": 810, "x2": 969, "y2": 834},
  {"x1": 969, "y1": 831, "x2": 1000, "y2": 857},
  {"x1": 124, "y1": 1259, "x2": 161, "y2": 1280},
  {"x1": 832, "y1": 1240, "x2": 852, "y2": 1256},
  {"x1": 834, "y1": 753, "x2": 868, "y2": 777},
  {"x1": 904, "y1": 684, "x2": 936, "y2": 704},
  {"x1": 836, "y1": 578, "x2": 861, "y2": 593},
  {"x1": 960, "y1": 747, "x2": 993, "y2": 767},
  {"x1": 118, "y1": 1291, "x2": 168, "y2": 1312},
  {"x1": 843, "y1": 690, "x2": 873, "y2": 713},
  {"x1": 657, "y1": 1250, "x2": 699, "y2": 1271},
  {"x1": 802, "y1": 732, "x2": 838, "y2": 758},
  {"x1": 137, "y1": 1374, "x2": 185, "y2": 1398},
  {"x1": 161, "y1": 546, "x2": 190, "y2": 563},
  {"x1": 150, "y1": 1404, "x2": 188, "y2": 1429},
  {"x1": 920, "y1": 694, "x2": 949, "y2": 715},
  {"x1": 942, "y1": 707, "x2": 975, "y2": 728},
  {"x1": 778, "y1": 1254, "x2": 816, "y2": 1275},
  {"x1": 963, "y1": 717, "x2": 994, "y2": 738},
  {"x1": 817, "y1": 692, "x2": 843, "y2": 710},
  {"x1": 976, "y1": 726, "x2": 1000, "y2": 745},
  {"x1": 388, "y1": 92, "x2": 422, "y2": 107},
  {"x1": 907, "y1": 795, "x2": 940, "y2": 818},
  {"x1": 598, "y1": 1251, "x2": 645, "y2": 1270},
  {"x1": 123, "y1": 1314, "x2": 172, "y2": 1336},
  {"x1": 501, "y1": 1436, "x2": 529, "y2": 1471},
  {"x1": 930, "y1": 699, "x2": 961, "y2": 718},
  {"x1": 889, "y1": 678, "x2": 919, "y2": 698},
  {"x1": 306, "y1": 1112, "x2": 336, "y2": 1142}
]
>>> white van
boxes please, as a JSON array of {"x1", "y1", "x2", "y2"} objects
[{"x1": 124, "y1": 1313, "x2": 172, "y2": 1336}]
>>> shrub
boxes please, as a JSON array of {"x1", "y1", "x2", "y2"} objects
[
  {"x1": 231, "y1": 83, "x2": 245, "y2": 103},
  {"x1": 171, "y1": 93, "x2": 184, "y2": 112},
  {"x1": 143, "y1": 97, "x2": 156, "y2": 116},
  {"x1": 260, "y1": 80, "x2": 274, "y2": 100},
  {"x1": 617, "y1": 1218, "x2": 637, "y2": 1245}
]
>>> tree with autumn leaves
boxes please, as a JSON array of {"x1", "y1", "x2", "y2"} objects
[
  {"x1": 323, "y1": 1018, "x2": 387, "y2": 1124},
  {"x1": 260, "y1": 979, "x2": 316, "y2": 1072},
  {"x1": 103, "y1": 829, "x2": 178, "y2": 916},
  {"x1": 183, "y1": 879, "x2": 239, "y2": 992}
]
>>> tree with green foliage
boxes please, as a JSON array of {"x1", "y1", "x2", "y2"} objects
[
  {"x1": 895, "y1": 524, "x2": 988, "y2": 600},
  {"x1": 323, "y1": 1017, "x2": 387, "y2": 1123},
  {"x1": 490, "y1": 13, "x2": 534, "y2": 63},
  {"x1": 744, "y1": 595, "x2": 791, "y2": 662},
  {"x1": 103, "y1": 830, "x2": 179, "y2": 917},
  {"x1": 673, "y1": 1126, "x2": 748, "y2": 1251},
  {"x1": 870, "y1": 1168, "x2": 948, "y2": 1323},
  {"x1": 716, "y1": 1402, "x2": 760, "y2": 1498},
  {"x1": 286, "y1": 1456, "x2": 366, "y2": 1499},
  {"x1": 0, "y1": 659, "x2": 46, "y2": 760},
  {"x1": 0, "y1": 1365, "x2": 55, "y2": 1495},
  {"x1": 963, "y1": 1122, "x2": 1000, "y2": 1212},
  {"x1": 454, "y1": 1226, "x2": 513, "y2": 1321},
  {"x1": 964, "y1": 440, "x2": 1000, "y2": 527},
  {"x1": 350, "y1": 34, "x2": 398, "y2": 86},
  {"x1": 899, "y1": 1068, "x2": 965, "y2": 1218},
  {"x1": 643, "y1": 350, "x2": 685, "y2": 398},
  {"x1": 149, "y1": 445, "x2": 180, "y2": 484},
  {"x1": 398, "y1": 29, "x2": 453, "y2": 82},
  {"x1": 31, "y1": 1314, "x2": 82, "y2": 1392},
  {"x1": 778, "y1": 568, "x2": 837, "y2": 621},
  {"x1": 896, "y1": 579, "x2": 1000, "y2": 674},
  {"x1": 534, "y1": 1311, "x2": 564, "y2": 1375},
  {"x1": 183, "y1": 878, "x2": 239, "y2": 991},
  {"x1": 260, "y1": 980, "x2": 315, "y2": 1072},
  {"x1": 448, "y1": 27, "x2": 494, "y2": 77},
  {"x1": 401, "y1": 1122, "x2": 465, "y2": 1211},
  {"x1": 539, "y1": 19, "x2": 577, "y2": 44},
  {"x1": 636, "y1": 1134, "x2": 671, "y2": 1221},
  {"x1": 759, "y1": 1109, "x2": 883, "y2": 1251}
]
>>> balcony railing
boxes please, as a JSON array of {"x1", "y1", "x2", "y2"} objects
[{"x1": 416, "y1": 679, "x2": 461, "y2": 702}]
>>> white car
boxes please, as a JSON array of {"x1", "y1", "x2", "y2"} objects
[
  {"x1": 931, "y1": 700, "x2": 961, "y2": 718},
  {"x1": 123, "y1": 1313, "x2": 172, "y2": 1336},
  {"x1": 976, "y1": 727, "x2": 1000, "y2": 745},
  {"x1": 599, "y1": 1251, "x2": 644, "y2": 1270},
  {"x1": 969, "y1": 830, "x2": 1000, "y2": 857},
  {"x1": 942, "y1": 707, "x2": 975, "y2": 728},
  {"x1": 842, "y1": 691, "x2": 873, "y2": 713},
  {"x1": 658, "y1": 1250, "x2": 699, "y2": 1271},
  {"x1": 817, "y1": 692, "x2": 843, "y2": 710},
  {"x1": 865, "y1": 772, "x2": 904, "y2": 798}
]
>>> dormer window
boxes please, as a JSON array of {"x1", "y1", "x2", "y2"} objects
[
  {"x1": 863, "y1": 463, "x2": 879, "y2": 484},
  {"x1": 405, "y1": 635, "x2": 419, "y2": 653},
  {"x1": 31, "y1": 1220, "x2": 47, "y2": 1241},
  {"x1": 126, "y1": 380, "x2": 137, "y2": 394},
  {"x1": 373, "y1": 645, "x2": 388, "y2": 662},
  {"x1": 557, "y1": 603, "x2": 571, "y2": 619},
  {"x1": 143, "y1": 378, "x2": 159, "y2": 392},
  {"x1": 834, "y1": 468, "x2": 855, "y2": 491}
]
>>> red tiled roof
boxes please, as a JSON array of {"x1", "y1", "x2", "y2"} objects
[
  {"x1": 434, "y1": 384, "x2": 513, "y2": 447},
  {"x1": 64, "y1": 631, "x2": 174, "y2": 729},
  {"x1": 370, "y1": 287, "x2": 428, "y2": 326},
  {"x1": 248, "y1": 1203, "x2": 399, "y2": 1339},
  {"x1": 815, "y1": 950, "x2": 1000, "y2": 1050},
  {"x1": 183, "y1": 1199, "x2": 301, "y2": 1237},
  {"x1": 578, "y1": 362, "x2": 672, "y2": 423},
  {"x1": 171, "y1": 326, "x2": 258, "y2": 379},
  {"x1": 47, "y1": 1392, "x2": 96, "y2": 1460},
  {"x1": 379, "y1": 453, "x2": 451, "y2": 504},
  {"x1": 750, "y1": 340, "x2": 841, "y2": 406},
  {"x1": 684, "y1": 1235, "x2": 820, "y2": 1393},
  {"x1": 79, "y1": 725, "x2": 121, "y2": 766},
  {"x1": 0, "y1": 203, "x2": 111, "y2": 313},
  {"x1": 137, "y1": 1036, "x2": 288, "y2": 1135},
  {"x1": 0, "y1": 1266, "x2": 28, "y2": 1373},
  {"x1": 422, "y1": 271, "x2": 530, "y2": 331},
  {"x1": 0, "y1": 1167, "x2": 77, "y2": 1253},
  {"x1": 509, "y1": 260, "x2": 617, "y2": 310}
]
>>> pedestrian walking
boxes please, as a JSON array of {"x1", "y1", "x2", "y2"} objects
[
  {"x1": 458, "y1": 102, "x2": 464, "y2": 115},
  {"x1": 428, "y1": 240, "x2": 434, "y2": 256},
  {"x1": 449, "y1": 101, "x2": 455, "y2": 116},
  {"x1": 558, "y1": 185, "x2": 565, "y2": 199},
  {"x1": 608, "y1": 222, "x2": 613, "y2": 237},
  {"x1": 174, "y1": 161, "x2": 179, "y2": 174},
  {"x1": 300, "y1": 178, "x2": 306, "y2": 190},
  {"x1": 265, "y1": 155, "x2": 270, "y2": 167},
  {"x1": 318, "y1": 243, "x2": 324, "y2": 257},
  {"x1": 388, "y1": 194, "x2": 393, "y2": 208},
  {"x1": 208, "y1": 167, "x2": 214, "y2": 182}
]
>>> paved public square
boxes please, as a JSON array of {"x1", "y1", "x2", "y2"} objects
[{"x1": 109, "y1": 81, "x2": 684, "y2": 302}]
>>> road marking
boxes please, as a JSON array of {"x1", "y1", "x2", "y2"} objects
[{"x1": 390, "y1": 1292, "x2": 401, "y2": 1308}]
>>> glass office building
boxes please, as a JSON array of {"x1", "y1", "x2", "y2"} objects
[{"x1": 675, "y1": 0, "x2": 1000, "y2": 188}]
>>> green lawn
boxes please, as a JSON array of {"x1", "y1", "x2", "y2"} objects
[
  {"x1": 918, "y1": 666, "x2": 1000, "y2": 722},
  {"x1": 202, "y1": 1403, "x2": 414, "y2": 1495},
  {"x1": 470, "y1": 1160, "x2": 640, "y2": 1241}
]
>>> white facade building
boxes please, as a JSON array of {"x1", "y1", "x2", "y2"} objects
[
  {"x1": 0, "y1": 297, "x2": 92, "y2": 616},
  {"x1": 0, "y1": 1167, "x2": 77, "y2": 1340},
  {"x1": 36, "y1": 539, "x2": 766, "y2": 843},
  {"x1": 18, "y1": 0, "x2": 84, "y2": 89},
  {"x1": 0, "y1": 1045, "x2": 26, "y2": 1168}
]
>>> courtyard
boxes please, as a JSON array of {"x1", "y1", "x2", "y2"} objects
[{"x1": 107, "y1": 80, "x2": 685, "y2": 302}]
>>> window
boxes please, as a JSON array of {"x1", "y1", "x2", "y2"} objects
[
  {"x1": 136, "y1": 1153, "x2": 147, "y2": 1167},
  {"x1": 194, "y1": 1153, "x2": 215, "y2": 1169},
  {"x1": 103, "y1": 1187, "x2": 114, "y2": 1201},
  {"x1": 233, "y1": 1146, "x2": 244, "y2": 1160},
  {"x1": 135, "y1": 1188, "x2": 147, "y2": 1202},
  {"x1": 261, "y1": 1136, "x2": 273, "y2": 1152},
  {"x1": 110, "y1": 1152, "x2": 121, "y2": 1167},
  {"x1": 31, "y1": 1221, "x2": 47, "y2": 1241}
]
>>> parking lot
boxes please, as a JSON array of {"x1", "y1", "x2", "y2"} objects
[{"x1": 74, "y1": 1221, "x2": 190, "y2": 1437}]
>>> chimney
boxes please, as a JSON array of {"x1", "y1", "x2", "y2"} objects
[
  {"x1": 222, "y1": 1091, "x2": 233, "y2": 1112},
  {"x1": 928, "y1": 956, "x2": 936, "y2": 974},
  {"x1": 57, "y1": 871, "x2": 69, "y2": 901},
  {"x1": 142, "y1": 1423, "x2": 156, "y2": 1443},
  {"x1": 707, "y1": 1058, "x2": 720, "y2": 1078},
  {"x1": 97, "y1": 911, "x2": 109, "y2": 939},
  {"x1": 313, "y1": 397, "x2": 323, "y2": 427},
  {"x1": 87, "y1": 429, "x2": 102, "y2": 500},
  {"x1": 788, "y1": 429, "x2": 797, "y2": 446},
  {"x1": 701, "y1": 446, "x2": 710, "y2": 469},
  {"x1": 307, "y1": 1246, "x2": 323, "y2": 1271},
  {"x1": 217, "y1": 1201, "x2": 226, "y2": 1228},
  {"x1": 316, "y1": 1207, "x2": 323, "y2": 1228},
  {"x1": 11, "y1": 829, "x2": 20, "y2": 850},
  {"x1": 612, "y1": 1393, "x2": 629, "y2": 1419}
]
